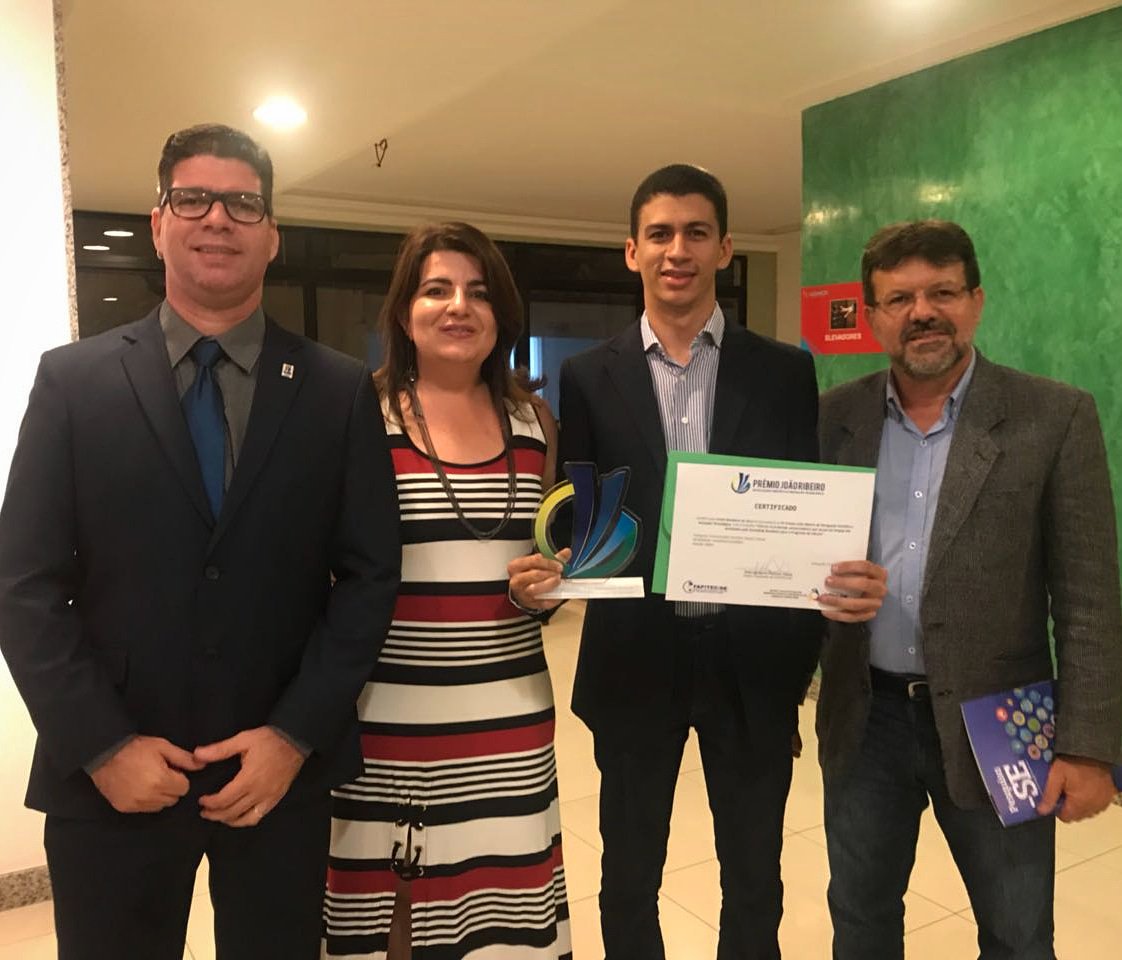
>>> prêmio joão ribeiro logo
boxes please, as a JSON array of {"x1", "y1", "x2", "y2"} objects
[{"x1": 731, "y1": 472, "x2": 751, "y2": 494}]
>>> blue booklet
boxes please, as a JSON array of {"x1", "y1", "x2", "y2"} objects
[{"x1": 961, "y1": 680, "x2": 1122, "y2": 827}]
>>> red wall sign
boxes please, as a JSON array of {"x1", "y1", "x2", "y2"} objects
[{"x1": 800, "y1": 282, "x2": 882, "y2": 355}]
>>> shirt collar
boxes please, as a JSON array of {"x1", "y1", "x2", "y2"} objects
[
  {"x1": 640, "y1": 303, "x2": 726, "y2": 355},
  {"x1": 159, "y1": 301, "x2": 266, "y2": 374},
  {"x1": 885, "y1": 347, "x2": 977, "y2": 423}
]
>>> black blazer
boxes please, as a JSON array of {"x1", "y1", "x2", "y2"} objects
[
  {"x1": 557, "y1": 320, "x2": 822, "y2": 743},
  {"x1": 0, "y1": 309, "x2": 400, "y2": 819}
]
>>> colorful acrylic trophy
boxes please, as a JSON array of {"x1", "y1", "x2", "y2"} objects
[{"x1": 534, "y1": 462, "x2": 644, "y2": 598}]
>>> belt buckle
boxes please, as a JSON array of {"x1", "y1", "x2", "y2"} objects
[{"x1": 906, "y1": 679, "x2": 929, "y2": 700}]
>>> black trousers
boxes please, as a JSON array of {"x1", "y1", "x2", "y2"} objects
[
  {"x1": 45, "y1": 796, "x2": 331, "y2": 960},
  {"x1": 593, "y1": 615, "x2": 796, "y2": 960}
]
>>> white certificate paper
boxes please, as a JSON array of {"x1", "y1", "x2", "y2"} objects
[{"x1": 657, "y1": 454, "x2": 875, "y2": 609}]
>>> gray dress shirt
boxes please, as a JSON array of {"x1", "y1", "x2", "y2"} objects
[{"x1": 160, "y1": 301, "x2": 265, "y2": 487}]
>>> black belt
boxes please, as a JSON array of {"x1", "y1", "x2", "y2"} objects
[{"x1": 870, "y1": 667, "x2": 930, "y2": 701}]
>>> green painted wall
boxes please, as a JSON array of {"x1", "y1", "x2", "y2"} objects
[{"x1": 802, "y1": 5, "x2": 1122, "y2": 552}]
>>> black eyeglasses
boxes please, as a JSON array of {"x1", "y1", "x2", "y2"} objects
[
  {"x1": 870, "y1": 285, "x2": 972, "y2": 318},
  {"x1": 160, "y1": 187, "x2": 270, "y2": 224}
]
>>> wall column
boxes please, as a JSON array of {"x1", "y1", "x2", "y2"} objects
[{"x1": 0, "y1": 0, "x2": 75, "y2": 890}]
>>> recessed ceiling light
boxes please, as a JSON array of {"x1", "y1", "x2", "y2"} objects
[
  {"x1": 104, "y1": 229, "x2": 134, "y2": 238},
  {"x1": 103, "y1": 297, "x2": 118, "y2": 302},
  {"x1": 83, "y1": 244, "x2": 110, "y2": 251},
  {"x1": 253, "y1": 96, "x2": 307, "y2": 131}
]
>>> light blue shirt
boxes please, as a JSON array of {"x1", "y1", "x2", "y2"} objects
[
  {"x1": 640, "y1": 305, "x2": 723, "y2": 453},
  {"x1": 868, "y1": 350, "x2": 977, "y2": 674},
  {"x1": 641, "y1": 304, "x2": 724, "y2": 616}
]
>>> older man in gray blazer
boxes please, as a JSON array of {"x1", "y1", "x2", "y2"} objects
[{"x1": 817, "y1": 220, "x2": 1122, "y2": 960}]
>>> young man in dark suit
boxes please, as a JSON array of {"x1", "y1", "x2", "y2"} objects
[
  {"x1": 514, "y1": 164, "x2": 884, "y2": 959},
  {"x1": 817, "y1": 220, "x2": 1122, "y2": 959},
  {"x1": 0, "y1": 124, "x2": 401, "y2": 959}
]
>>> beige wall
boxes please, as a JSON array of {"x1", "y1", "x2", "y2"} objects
[
  {"x1": 735, "y1": 231, "x2": 802, "y2": 347},
  {"x1": 772, "y1": 230, "x2": 802, "y2": 347},
  {"x1": 0, "y1": 0, "x2": 73, "y2": 875},
  {"x1": 745, "y1": 251, "x2": 777, "y2": 339},
  {"x1": 731, "y1": 230, "x2": 801, "y2": 346}
]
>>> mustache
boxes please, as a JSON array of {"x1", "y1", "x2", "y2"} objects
[{"x1": 901, "y1": 318, "x2": 956, "y2": 343}]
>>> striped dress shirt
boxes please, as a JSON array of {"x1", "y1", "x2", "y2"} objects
[{"x1": 641, "y1": 304, "x2": 724, "y2": 617}]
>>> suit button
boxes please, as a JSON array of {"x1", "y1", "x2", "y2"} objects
[{"x1": 204, "y1": 566, "x2": 220, "y2": 581}]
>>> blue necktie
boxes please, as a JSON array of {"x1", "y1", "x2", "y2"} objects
[{"x1": 182, "y1": 338, "x2": 226, "y2": 519}]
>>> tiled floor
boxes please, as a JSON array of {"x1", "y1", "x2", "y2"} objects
[{"x1": 2, "y1": 600, "x2": 1121, "y2": 958}]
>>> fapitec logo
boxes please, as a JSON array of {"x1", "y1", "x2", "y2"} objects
[
  {"x1": 682, "y1": 580, "x2": 728, "y2": 595},
  {"x1": 731, "y1": 472, "x2": 752, "y2": 494}
]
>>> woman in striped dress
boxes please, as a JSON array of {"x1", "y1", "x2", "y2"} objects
[{"x1": 323, "y1": 223, "x2": 571, "y2": 960}]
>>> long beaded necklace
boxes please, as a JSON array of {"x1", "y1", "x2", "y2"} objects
[{"x1": 406, "y1": 381, "x2": 517, "y2": 541}]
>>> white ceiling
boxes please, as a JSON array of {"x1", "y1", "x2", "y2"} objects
[{"x1": 60, "y1": 0, "x2": 1119, "y2": 243}]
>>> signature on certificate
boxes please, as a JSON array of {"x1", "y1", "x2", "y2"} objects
[{"x1": 738, "y1": 556, "x2": 793, "y2": 578}]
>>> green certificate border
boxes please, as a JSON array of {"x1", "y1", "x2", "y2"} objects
[{"x1": 652, "y1": 452, "x2": 876, "y2": 594}]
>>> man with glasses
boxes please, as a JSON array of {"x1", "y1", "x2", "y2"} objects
[
  {"x1": 817, "y1": 219, "x2": 1122, "y2": 959},
  {"x1": 0, "y1": 124, "x2": 400, "y2": 958}
]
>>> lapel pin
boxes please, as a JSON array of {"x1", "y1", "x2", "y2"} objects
[{"x1": 281, "y1": 362, "x2": 295, "y2": 379}]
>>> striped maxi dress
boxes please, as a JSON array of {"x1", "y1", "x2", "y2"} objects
[{"x1": 323, "y1": 399, "x2": 572, "y2": 960}]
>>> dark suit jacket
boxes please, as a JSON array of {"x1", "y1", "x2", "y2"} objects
[
  {"x1": 558, "y1": 320, "x2": 822, "y2": 744},
  {"x1": 0, "y1": 308, "x2": 401, "y2": 819},
  {"x1": 817, "y1": 352, "x2": 1122, "y2": 807}
]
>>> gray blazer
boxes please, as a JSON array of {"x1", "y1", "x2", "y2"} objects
[{"x1": 816, "y1": 351, "x2": 1122, "y2": 808}]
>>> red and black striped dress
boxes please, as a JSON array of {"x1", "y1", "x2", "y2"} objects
[{"x1": 322, "y1": 401, "x2": 571, "y2": 960}]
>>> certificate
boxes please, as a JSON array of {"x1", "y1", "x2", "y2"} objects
[{"x1": 653, "y1": 452, "x2": 875, "y2": 609}]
